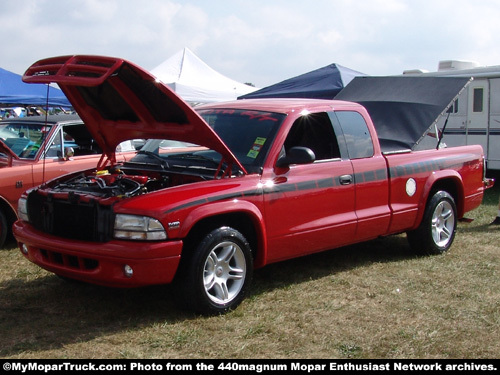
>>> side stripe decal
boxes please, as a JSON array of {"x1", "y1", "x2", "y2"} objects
[{"x1": 164, "y1": 154, "x2": 478, "y2": 214}]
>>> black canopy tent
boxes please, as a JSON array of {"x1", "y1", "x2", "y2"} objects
[
  {"x1": 238, "y1": 63, "x2": 365, "y2": 100},
  {"x1": 335, "y1": 76, "x2": 472, "y2": 153}
]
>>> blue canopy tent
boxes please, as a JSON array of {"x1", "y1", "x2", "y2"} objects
[
  {"x1": 238, "y1": 63, "x2": 366, "y2": 100},
  {"x1": 0, "y1": 67, "x2": 70, "y2": 106}
]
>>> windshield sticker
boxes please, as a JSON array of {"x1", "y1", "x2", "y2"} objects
[{"x1": 247, "y1": 137, "x2": 266, "y2": 159}]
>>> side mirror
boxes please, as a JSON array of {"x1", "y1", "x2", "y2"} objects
[
  {"x1": 276, "y1": 146, "x2": 315, "y2": 168},
  {"x1": 64, "y1": 146, "x2": 74, "y2": 160}
]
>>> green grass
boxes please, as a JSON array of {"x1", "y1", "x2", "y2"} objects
[{"x1": 1, "y1": 174, "x2": 499, "y2": 359}]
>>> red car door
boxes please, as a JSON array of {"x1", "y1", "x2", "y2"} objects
[
  {"x1": 264, "y1": 159, "x2": 356, "y2": 263},
  {"x1": 263, "y1": 112, "x2": 357, "y2": 263},
  {"x1": 334, "y1": 110, "x2": 391, "y2": 241}
]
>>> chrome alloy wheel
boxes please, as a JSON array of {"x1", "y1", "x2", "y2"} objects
[
  {"x1": 431, "y1": 200, "x2": 455, "y2": 248},
  {"x1": 203, "y1": 241, "x2": 247, "y2": 304}
]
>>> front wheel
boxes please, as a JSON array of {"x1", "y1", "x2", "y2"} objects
[
  {"x1": 175, "y1": 227, "x2": 253, "y2": 315},
  {"x1": 0, "y1": 210, "x2": 8, "y2": 249},
  {"x1": 407, "y1": 191, "x2": 457, "y2": 255}
]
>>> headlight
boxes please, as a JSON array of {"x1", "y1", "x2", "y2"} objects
[
  {"x1": 114, "y1": 214, "x2": 167, "y2": 241},
  {"x1": 18, "y1": 198, "x2": 29, "y2": 222}
]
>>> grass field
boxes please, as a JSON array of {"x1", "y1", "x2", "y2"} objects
[{"x1": 1, "y1": 174, "x2": 499, "y2": 359}]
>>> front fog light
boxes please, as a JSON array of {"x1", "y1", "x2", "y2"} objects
[
  {"x1": 124, "y1": 264, "x2": 134, "y2": 278},
  {"x1": 21, "y1": 243, "x2": 28, "y2": 255}
]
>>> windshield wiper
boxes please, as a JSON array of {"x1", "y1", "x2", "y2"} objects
[
  {"x1": 137, "y1": 150, "x2": 170, "y2": 169},
  {"x1": 170, "y1": 153, "x2": 236, "y2": 178},
  {"x1": 172, "y1": 153, "x2": 221, "y2": 167}
]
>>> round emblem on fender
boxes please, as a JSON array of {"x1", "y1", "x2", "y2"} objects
[{"x1": 406, "y1": 178, "x2": 417, "y2": 197}]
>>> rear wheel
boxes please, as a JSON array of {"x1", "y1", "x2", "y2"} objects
[
  {"x1": 407, "y1": 191, "x2": 457, "y2": 255},
  {"x1": 175, "y1": 227, "x2": 253, "y2": 315}
]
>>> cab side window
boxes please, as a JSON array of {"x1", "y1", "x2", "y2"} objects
[
  {"x1": 284, "y1": 112, "x2": 341, "y2": 161},
  {"x1": 45, "y1": 124, "x2": 101, "y2": 158},
  {"x1": 335, "y1": 111, "x2": 374, "y2": 159},
  {"x1": 45, "y1": 128, "x2": 63, "y2": 158}
]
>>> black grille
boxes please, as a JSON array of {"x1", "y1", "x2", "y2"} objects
[
  {"x1": 40, "y1": 249, "x2": 99, "y2": 270},
  {"x1": 27, "y1": 191, "x2": 114, "y2": 242}
]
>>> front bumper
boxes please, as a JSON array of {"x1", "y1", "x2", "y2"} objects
[{"x1": 13, "y1": 220, "x2": 183, "y2": 288}]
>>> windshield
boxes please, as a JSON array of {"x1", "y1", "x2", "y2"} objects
[
  {"x1": 198, "y1": 109, "x2": 284, "y2": 171},
  {"x1": 128, "y1": 109, "x2": 285, "y2": 175},
  {"x1": 0, "y1": 121, "x2": 52, "y2": 159}
]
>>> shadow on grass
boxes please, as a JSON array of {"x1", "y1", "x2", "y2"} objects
[
  {"x1": 0, "y1": 235, "x2": 418, "y2": 357},
  {"x1": 0, "y1": 274, "x2": 189, "y2": 356},
  {"x1": 458, "y1": 221, "x2": 500, "y2": 234},
  {"x1": 252, "y1": 234, "x2": 416, "y2": 295}
]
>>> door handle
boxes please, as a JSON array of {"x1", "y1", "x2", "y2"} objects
[{"x1": 339, "y1": 174, "x2": 353, "y2": 185}]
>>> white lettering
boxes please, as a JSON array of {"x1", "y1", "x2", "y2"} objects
[
  {"x1": 394, "y1": 363, "x2": 442, "y2": 371},
  {"x1": 291, "y1": 363, "x2": 326, "y2": 372},
  {"x1": 130, "y1": 362, "x2": 163, "y2": 371},
  {"x1": 165, "y1": 363, "x2": 192, "y2": 371}
]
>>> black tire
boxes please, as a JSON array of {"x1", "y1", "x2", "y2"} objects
[
  {"x1": 175, "y1": 227, "x2": 253, "y2": 315},
  {"x1": 407, "y1": 191, "x2": 457, "y2": 255},
  {"x1": 0, "y1": 210, "x2": 8, "y2": 249}
]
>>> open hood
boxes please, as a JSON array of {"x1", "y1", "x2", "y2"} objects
[
  {"x1": 23, "y1": 55, "x2": 245, "y2": 172},
  {"x1": 336, "y1": 76, "x2": 472, "y2": 152}
]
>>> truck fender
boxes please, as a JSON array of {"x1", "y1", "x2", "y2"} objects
[
  {"x1": 413, "y1": 170, "x2": 464, "y2": 229},
  {"x1": 0, "y1": 195, "x2": 16, "y2": 217},
  {"x1": 178, "y1": 200, "x2": 269, "y2": 268}
]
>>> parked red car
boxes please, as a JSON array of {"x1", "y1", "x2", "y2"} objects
[{"x1": 0, "y1": 114, "x2": 136, "y2": 247}]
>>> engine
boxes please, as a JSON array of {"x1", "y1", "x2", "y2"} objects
[{"x1": 52, "y1": 170, "x2": 169, "y2": 198}]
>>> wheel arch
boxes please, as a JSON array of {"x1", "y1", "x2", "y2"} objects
[
  {"x1": 179, "y1": 202, "x2": 268, "y2": 268},
  {"x1": 417, "y1": 171, "x2": 465, "y2": 226}
]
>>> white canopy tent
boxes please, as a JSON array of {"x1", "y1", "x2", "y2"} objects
[{"x1": 151, "y1": 48, "x2": 258, "y2": 104}]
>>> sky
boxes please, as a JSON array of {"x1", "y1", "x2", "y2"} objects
[{"x1": 2, "y1": 0, "x2": 500, "y2": 88}]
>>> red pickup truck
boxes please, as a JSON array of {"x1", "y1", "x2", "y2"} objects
[{"x1": 13, "y1": 56, "x2": 493, "y2": 314}]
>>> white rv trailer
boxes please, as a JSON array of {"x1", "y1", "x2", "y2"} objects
[{"x1": 404, "y1": 60, "x2": 500, "y2": 170}]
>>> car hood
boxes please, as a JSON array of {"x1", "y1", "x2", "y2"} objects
[{"x1": 23, "y1": 55, "x2": 245, "y2": 172}]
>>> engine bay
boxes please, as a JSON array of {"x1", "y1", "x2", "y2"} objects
[{"x1": 51, "y1": 166, "x2": 205, "y2": 198}]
